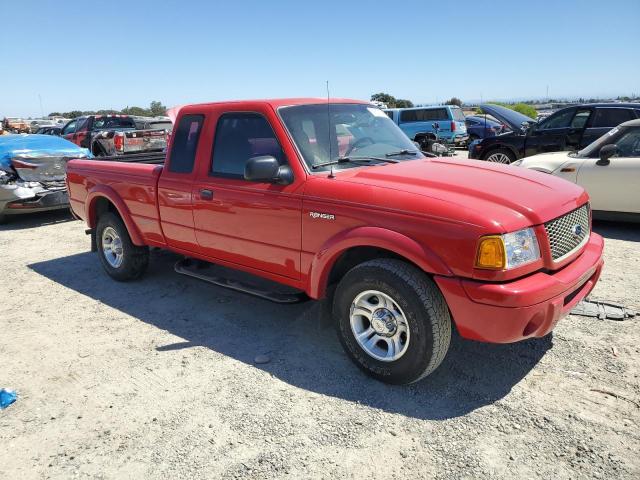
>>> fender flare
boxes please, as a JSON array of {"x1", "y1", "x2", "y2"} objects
[
  {"x1": 307, "y1": 226, "x2": 452, "y2": 299},
  {"x1": 85, "y1": 185, "x2": 145, "y2": 246}
]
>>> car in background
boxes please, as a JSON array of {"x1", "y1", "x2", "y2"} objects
[
  {"x1": 28, "y1": 119, "x2": 57, "y2": 133},
  {"x1": 35, "y1": 125, "x2": 63, "y2": 135},
  {"x1": 384, "y1": 105, "x2": 468, "y2": 147},
  {"x1": 464, "y1": 115, "x2": 503, "y2": 142},
  {"x1": 514, "y1": 119, "x2": 640, "y2": 222},
  {"x1": 2, "y1": 117, "x2": 30, "y2": 133},
  {"x1": 469, "y1": 103, "x2": 640, "y2": 163},
  {"x1": 61, "y1": 114, "x2": 170, "y2": 157}
]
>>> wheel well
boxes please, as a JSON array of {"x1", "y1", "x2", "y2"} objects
[
  {"x1": 326, "y1": 246, "x2": 422, "y2": 290},
  {"x1": 91, "y1": 196, "x2": 119, "y2": 226}
]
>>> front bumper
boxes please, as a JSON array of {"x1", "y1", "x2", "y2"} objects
[
  {"x1": 0, "y1": 187, "x2": 69, "y2": 215},
  {"x1": 435, "y1": 233, "x2": 604, "y2": 343}
]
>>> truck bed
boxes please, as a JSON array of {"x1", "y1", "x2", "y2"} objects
[
  {"x1": 66, "y1": 158, "x2": 165, "y2": 246},
  {"x1": 91, "y1": 152, "x2": 166, "y2": 164}
]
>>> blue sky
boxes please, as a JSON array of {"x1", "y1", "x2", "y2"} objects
[{"x1": 1, "y1": 0, "x2": 639, "y2": 117}]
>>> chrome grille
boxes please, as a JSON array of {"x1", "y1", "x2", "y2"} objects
[{"x1": 544, "y1": 204, "x2": 590, "y2": 261}]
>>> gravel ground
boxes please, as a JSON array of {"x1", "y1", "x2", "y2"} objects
[{"x1": 1, "y1": 209, "x2": 638, "y2": 480}]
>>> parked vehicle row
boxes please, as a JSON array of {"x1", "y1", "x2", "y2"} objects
[
  {"x1": 65, "y1": 98, "x2": 603, "y2": 384},
  {"x1": 384, "y1": 105, "x2": 468, "y2": 149},
  {"x1": 515, "y1": 119, "x2": 640, "y2": 222},
  {"x1": 469, "y1": 103, "x2": 640, "y2": 163}
]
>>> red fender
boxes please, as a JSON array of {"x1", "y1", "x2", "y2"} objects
[
  {"x1": 85, "y1": 185, "x2": 145, "y2": 246},
  {"x1": 307, "y1": 226, "x2": 452, "y2": 298}
]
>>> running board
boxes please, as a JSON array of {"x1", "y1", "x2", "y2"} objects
[{"x1": 174, "y1": 258, "x2": 308, "y2": 304}]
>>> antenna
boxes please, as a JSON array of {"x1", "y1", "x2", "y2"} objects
[{"x1": 326, "y1": 80, "x2": 335, "y2": 178}]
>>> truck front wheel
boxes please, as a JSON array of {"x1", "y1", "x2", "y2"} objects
[
  {"x1": 96, "y1": 212, "x2": 149, "y2": 281},
  {"x1": 333, "y1": 259, "x2": 451, "y2": 384}
]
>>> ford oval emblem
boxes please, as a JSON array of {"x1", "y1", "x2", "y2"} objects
[{"x1": 572, "y1": 224, "x2": 583, "y2": 237}]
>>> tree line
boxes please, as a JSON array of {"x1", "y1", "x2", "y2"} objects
[{"x1": 48, "y1": 101, "x2": 167, "y2": 119}]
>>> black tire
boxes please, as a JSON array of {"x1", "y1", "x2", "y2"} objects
[
  {"x1": 0, "y1": 213, "x2": 6, "y2": 224},
  {"x1": 333, "y1": 259, "x2": 451, "y2": 384},
  {"x1": 96, "y1": 211, "x2": 149, "y2": 281},
  {"x1": 482, "y1": 148, "x2": 516, "y2": 164}
]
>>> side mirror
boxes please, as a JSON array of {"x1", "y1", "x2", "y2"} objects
[
  {"x1": 244, "y1": 156, "x2": 293, "y2": 185},
  {"x1": 597, "y1": 144, "x2": 617, "y2": 166}
]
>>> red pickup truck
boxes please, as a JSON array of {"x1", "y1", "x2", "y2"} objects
[{"x1": 67, "y1": 98, "x2": 604, "y2": 384}]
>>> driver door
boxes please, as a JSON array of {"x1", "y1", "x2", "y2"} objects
[
  {"x1": 577, "y1": 129, "x2": 640, "y2": 213},
  {"x1": 192, "y1": 107, "x2": 304, "y2": 280}
]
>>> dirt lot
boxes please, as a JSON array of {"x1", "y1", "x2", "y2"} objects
[{"x1": 1, "y1": 209, "x2": 639, "y2": 480}]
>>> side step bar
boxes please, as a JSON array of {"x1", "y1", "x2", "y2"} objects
[{"x1": 174, "y1": 258, "x2": 308, "y2": 304}]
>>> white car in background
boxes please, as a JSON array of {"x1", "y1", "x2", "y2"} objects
[{"x1": 513, "y1": 119, "x2": 640, "y2": 222}]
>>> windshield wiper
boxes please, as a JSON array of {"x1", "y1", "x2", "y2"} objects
[
  {"x1": 385, "y1": 149, "x2": 418, "y2": 157},
  {"x1": 311, "y1": 156, "x2": 399, "y2": 170}
]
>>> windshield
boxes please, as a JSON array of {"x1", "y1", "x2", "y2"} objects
[
  {"x1": 279, "y1": 103, "x2": 423, "y2": 171},
  {"x1": 576, "y1": 126, "x2": 623, "y2": 158}
]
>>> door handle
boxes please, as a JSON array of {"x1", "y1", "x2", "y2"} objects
[{"x1": 200, "y1": 189, "x2": 214, "y2": 200}]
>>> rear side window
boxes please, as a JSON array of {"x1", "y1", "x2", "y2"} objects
[
  {"x1": 168, "y1": 114, "x2": 204, "y2": 173},
  {"x1": 591, "y1": 108, "x2": 635, "y2": 128},
  {"x1": 400, "y1": 108, "x2": 448, "y2": 123},
  {"x1": 211, "y1": 113, "x2": 285, "y2": 179},
  {"x1": 451, "y1": 108, "x2": 466, "y2": 121}
]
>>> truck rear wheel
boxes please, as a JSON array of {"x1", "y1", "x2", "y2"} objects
[
  {"x1": 96, "y1": 212, "x2": 149, "y2": 281},
  {"x1": 333, "y1": 259, "x2": 451, "y2": 384}
]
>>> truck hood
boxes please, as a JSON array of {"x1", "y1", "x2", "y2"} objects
[{"x1": 334, "y1": 158, "x2": 588, "y2": 231}]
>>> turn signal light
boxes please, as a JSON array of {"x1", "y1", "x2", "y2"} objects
[{"x1": 476, "y1": 236, "x2": 506, "y2": 269}]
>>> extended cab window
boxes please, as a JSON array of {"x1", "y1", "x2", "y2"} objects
[
  {"x1": 211, "y1": 113, "x2": 285, "y2": 178},
  {"x1": 591, "y1": 108, "x2": 635, "y2": 128},
  {"x1": 168, "y1": 114, "x2": 204, "y2": 173}
]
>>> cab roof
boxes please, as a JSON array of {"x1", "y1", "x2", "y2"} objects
[{"x1": 183, "y1": 98, "x2": 369, "y2": 109}]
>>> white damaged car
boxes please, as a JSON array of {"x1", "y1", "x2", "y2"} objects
[{"x1": 513, "y1": 119, "x2": 640, "y2": 222}]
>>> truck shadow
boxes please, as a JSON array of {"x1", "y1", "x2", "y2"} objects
[
  {"x1": 593, "y1": 220, "x2": 640, "y2": 242},
  {"x1": 29, "y1": 249, "x2": 551, "y2": 421}
]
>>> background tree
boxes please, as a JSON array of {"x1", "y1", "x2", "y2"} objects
[
  {"x1": 370, "y1": 93, "x2": 413, "y2": 108},
  {"x1": 394, "y1": 99, "x2": 414, "y2": 108},
  {"x1": 149, "y1": 101, "x2": 167, "y2": 116},
  {"x1": 445, "y1": 97, "x2": 463, "y2": 107}
]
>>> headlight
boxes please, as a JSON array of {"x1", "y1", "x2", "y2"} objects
[{"x1": 476, "y1": 227, "x2": 540, "y2": 270}]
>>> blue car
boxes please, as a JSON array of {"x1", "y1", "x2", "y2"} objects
[
  {"x1": 465, "y1": 115, "x2": 504, "y2": 143},
  {"x1": 384, "y1": 105, "x2": 468, "y2": 146}
]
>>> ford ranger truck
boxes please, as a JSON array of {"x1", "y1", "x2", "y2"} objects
[{"x1": 66, "y1": 99, "x2": 604, "y2": 385}]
